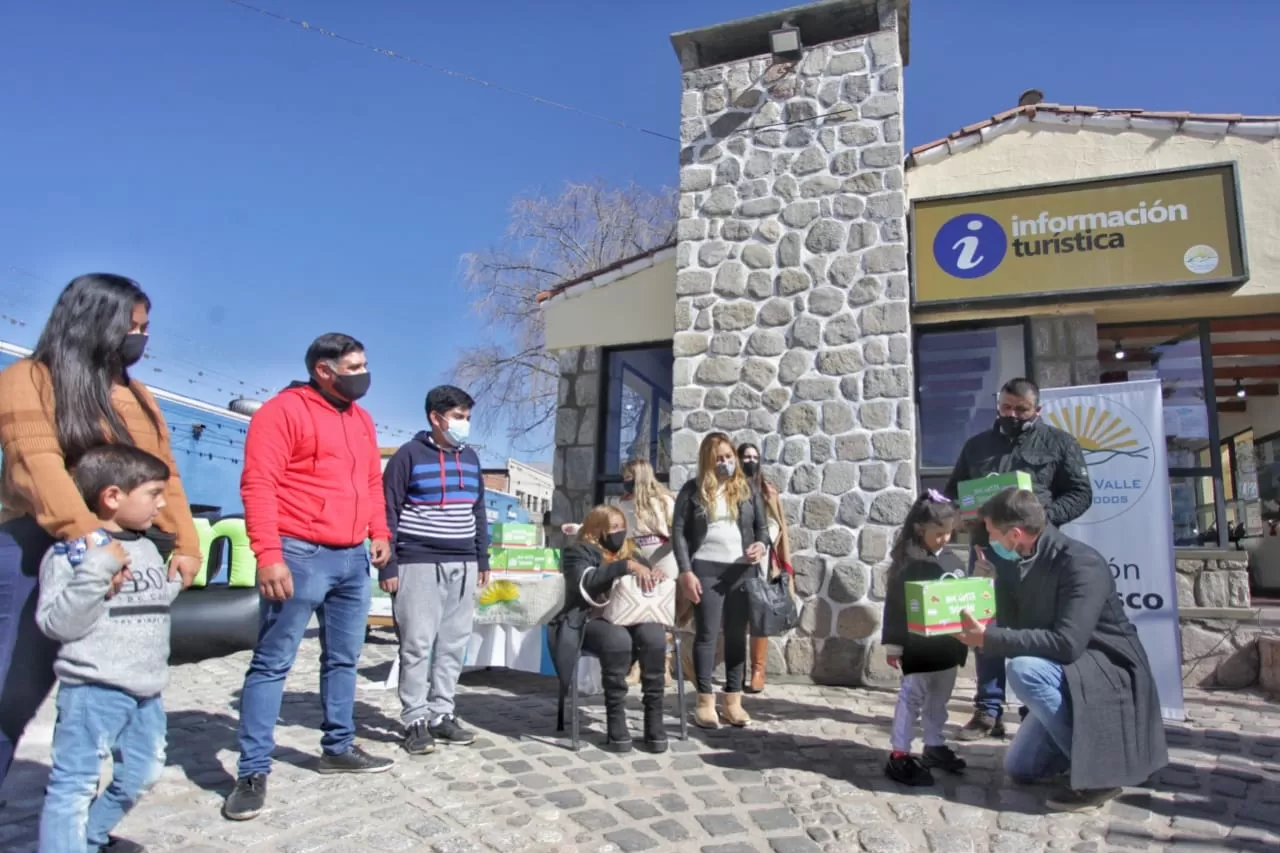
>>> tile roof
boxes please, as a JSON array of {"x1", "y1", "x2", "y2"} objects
[
  {"x1": 535, "y1": 242, "x2": 677, "y2": 304},
  {"x1": 906, "y1": 103, "x2": 1280, "y2": 168}
]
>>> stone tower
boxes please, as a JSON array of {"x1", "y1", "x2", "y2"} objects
[{"x1": 669, "y1": 0, "x2": 913, "y2": 684}]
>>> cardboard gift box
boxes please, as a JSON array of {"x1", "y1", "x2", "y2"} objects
[
  {"x1": 489, "y1": 547, "x2": 560, "y2": 572},
  {"x1": 956, "y1": 471, "x2": 1033, "y2": 520},
  {"x1": 905, "y1": 576, "x2": 996, "y2": 636},
  {"x1": 491, "y1": 522, "x2": 540, "y2": 548}
]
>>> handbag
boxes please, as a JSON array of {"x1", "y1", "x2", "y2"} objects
[
  {"x1": 745, "y1": 567, "x2": 800, "y2": 637},
  {"x1": 580, "y1": 567, "x2": 676, "y2": 628}
]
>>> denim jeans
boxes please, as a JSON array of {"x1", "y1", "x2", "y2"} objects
[
  {"x1": 39, "y1": 684, "x2": 166, "y2": 853},
  {"x1": 969, "y1": 545, "x2": 1018, "y2": 719},
  {"x1": 236, "y1": 538, "x2": 371, "y2": 778},
  {"x1": 0, "y1": 516, "x2": 59, "y2": 789},
  {"x1": 1004, "y1": 656, "x2": 1073, "y2": 782}
]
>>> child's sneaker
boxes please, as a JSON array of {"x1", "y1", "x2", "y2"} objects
[
  {"x1": 885, "y1": 753, "x2": 934, "y2": 786},
  {"x1": 922, "y1": 744, "x2": 966, "y2": 774}
]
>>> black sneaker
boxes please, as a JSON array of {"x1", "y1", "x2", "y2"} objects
[
  {"x1": 1045, "y1": 787, "x2": 1122, "y2": 813},
  {"x1": 885, "y1": 754, "x2": 934, "y2": 787},
  {"x1": 921, "y1": 744, "x2": 967, "y2": 774},
  {"x1": 317, "y1": 744, "x2": 394, "y2": 774},
  {"x1": 100, "y1": 837, "x2": 146, "y2": 853},
  {"x1": 222, "y1": 773, "x2": 267, "y2": 821},
  {"x1": 954, "y1": 710, "x2": 1005, "y2": 741},
  {"x1": 428, "y1": 715, "x2": 476, "y2": 746},
  {"x1": 402, "y1": 719, "x2": 436, "y2": 755}
]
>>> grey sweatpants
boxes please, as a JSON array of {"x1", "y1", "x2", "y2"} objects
[
  {"x1": 890, "y1": 668, "x2": 958, "y2": 753},
  {"x1": 393, "y1": 561, "x2": 476, "y2": 726}
]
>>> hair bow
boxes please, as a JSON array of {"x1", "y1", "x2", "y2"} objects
[{"x1": 925, "y1": 488, "x2": 949, "y2": 503}]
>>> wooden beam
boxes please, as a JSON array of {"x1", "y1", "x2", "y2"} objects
[
  {"x1": 1217, "y1": 400, "x2": 1247, "y2": 413},
  {"x1": 1215, "y1": 365, "x2": 1280, "y2": 380},
  {"x1": 1211, "y1": 341, "x2": 1280, "y2": 357},
  {"x1": 1100, "y1": 323, "x2": 1198, "y2": 341},
  {"x1": 1211, "y1": 317, "x2": 1280, "y2": 333},
  {"x1": 1215, "y1": 383, "x2": 1279, "y2": 396}
]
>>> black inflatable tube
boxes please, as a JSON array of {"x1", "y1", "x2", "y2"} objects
[{"x1": 169, "y1": 586, "x2": 261, "y2": 665}]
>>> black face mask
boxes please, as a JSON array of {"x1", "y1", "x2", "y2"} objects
[
  {"x1": 621, "y1": 479, "x2": 635, "y2": 495},
  {"x1": 119, "y1": 333, "x2": 148, "y2": 368},
  {"x1": 602, "y1": 531, "x2": 627, "y2": 553},
  {"x1": 332, "y1": 371, "x2": 371, "y2": 402},
  {"x1": 741, "y1": 460, "x2": 759, "y2": 478},
  {"x1": 996, "y1": 415, "x2": 1036, "y2": 438}
]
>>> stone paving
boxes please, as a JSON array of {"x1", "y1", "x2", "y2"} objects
[{"x1": 3, "y1": 629, "x2": 1280, "y2": 853}]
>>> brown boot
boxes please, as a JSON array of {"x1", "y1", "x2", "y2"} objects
[
  {"x1": 746, "y1": 636, "x2": 768, "y2": 694},
  {"x1": 719, "y1": 692, "x2": 751, "y2": 727},
  {"x1": 693, "y1": 693, "x2": 720, "y2": 729}
]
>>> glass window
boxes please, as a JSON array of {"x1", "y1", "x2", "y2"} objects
[
  {"x1": 600, "y1": 346, "x2": 673, "y2": 493},
  {"x1": 1169, "y1": 474, "x2": 1217, "y2": 546},
  {"x1": 916, "y1": 324, "x2": 1027, "y2": 471}
]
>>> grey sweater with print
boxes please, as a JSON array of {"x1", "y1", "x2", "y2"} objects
[{"x1": 36, "y1": 535, "x2": 182, "y2": 698}]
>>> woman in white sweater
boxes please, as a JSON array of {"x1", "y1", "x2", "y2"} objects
[{"x1": 617, "y1": 460, "x2": 677, "y2": 684}]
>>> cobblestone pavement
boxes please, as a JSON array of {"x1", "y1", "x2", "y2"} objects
[{"x1": 3, "y1": 630, "x2": 1279, "y2": 853}]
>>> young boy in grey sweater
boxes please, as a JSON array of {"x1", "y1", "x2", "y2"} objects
[{"x1": 36, "y1": 444, "x2": 184, "y2": 853}]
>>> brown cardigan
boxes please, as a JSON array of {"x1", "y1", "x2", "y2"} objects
[{"x1": 0, "y1": 359, "x2": 200, "y2": 558}]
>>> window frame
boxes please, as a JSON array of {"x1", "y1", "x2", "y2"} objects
[{"x1": 594, "y1": 341, "x2": 674, "y2": 505}]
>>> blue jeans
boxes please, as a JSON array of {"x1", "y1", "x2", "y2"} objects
[
  {"x1": 0, "y1": 516, "x2": 58, "y2": 788},
  {"x1": 236, "y1": 538, "x2": 371, "y2": 778},
  {"x1": 39, "y1": 684, "x2": 166, "y2": 853},
  {"x1": 969, "y1": 545, "x2": 1017, "y2": 719},
  {"x1": 1004, "y1": 656, "x2": 1073, "y2": 782}
]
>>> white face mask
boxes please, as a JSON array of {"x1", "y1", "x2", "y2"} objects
[{"x1": 444, "y1": 417, "x2": 471, "y2": 445}]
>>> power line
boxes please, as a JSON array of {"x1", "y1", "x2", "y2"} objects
[{"x1": 220, "y1": 0, "x2": 680, "y2": 143}]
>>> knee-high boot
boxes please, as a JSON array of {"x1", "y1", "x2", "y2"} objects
[
  {"x1": 747, "y1": 635, "x2": 769, "y2": 694},
  {"x1": 639, "y1": 656, "x2": 668, "y2": 753},
  {"x1": 601, "y1": 658, "x2": 633, "y2": 753}
]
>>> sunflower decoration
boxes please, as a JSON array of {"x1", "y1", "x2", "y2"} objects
[{"x1": 478, "y1": 579, "x2": 521, "y2": 610}]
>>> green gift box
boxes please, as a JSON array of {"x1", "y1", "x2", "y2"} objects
[
  {"x1": 956, "y1": 471, "x2": 1033, "y2": 520},
  {"x1": 491, "y1": 523, "x2": 539, "y2": 548},
  {"x1": 489, "y1": 547, "x2": 560, "y2": 572},
  {"x1": 905, "y1": 575, "x2": 996, "y2": 636}
]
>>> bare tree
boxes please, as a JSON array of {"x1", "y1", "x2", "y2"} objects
[{"x1": 452, "y1": 180, "x2": 676, "y2": 452}]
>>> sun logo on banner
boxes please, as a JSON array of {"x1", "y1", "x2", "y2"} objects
[
  {"x1": 1041, "y1": 395, "x2": 1155, "y2": 524},
  {"x1": 1046, "y1": 403, "x2": 1150, "y2": 466}
]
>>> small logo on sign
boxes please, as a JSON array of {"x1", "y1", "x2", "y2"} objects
[
  {"x1": 933, "y1": 213, "x2": 1008, "y2": 279},
  {"x1": 1183, "y1": 245, "x2": 1219, "y2": 275}
]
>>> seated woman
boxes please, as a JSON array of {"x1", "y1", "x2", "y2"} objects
[{"x1": 549, "y1": 505, "x2": 669, "y2": 754}]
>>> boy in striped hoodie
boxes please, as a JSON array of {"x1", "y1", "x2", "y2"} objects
[{"x1": 381, "y1": 385, "x2": 490, "y2": 754}]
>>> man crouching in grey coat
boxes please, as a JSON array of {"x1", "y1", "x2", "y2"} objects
[{"x1": 956, "y1": 488, "x2": 1168, "y2": 813}]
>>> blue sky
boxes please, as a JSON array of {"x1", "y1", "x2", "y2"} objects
[{"x1": 1, "y1": 0, "x2": 1276, "y2": 465}]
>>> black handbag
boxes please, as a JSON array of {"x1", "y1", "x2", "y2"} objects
[{"x1": 745, "y1": 567, "x2": 799, "y2": 637}]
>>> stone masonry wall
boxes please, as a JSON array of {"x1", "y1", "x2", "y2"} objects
[
  {"x1": 1030, "y1": 314, "x2": 1101, "y2": 389},
  {"x1": 672, "y1": 28, "x2": 911, "y2": 685},
  {"x1": 549, "y1": 346, "x2": 601, "y2": 549}
]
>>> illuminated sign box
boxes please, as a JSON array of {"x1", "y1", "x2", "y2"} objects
[{"x1": 910, "y1": 164, "x2": 1247, "y2": 309}]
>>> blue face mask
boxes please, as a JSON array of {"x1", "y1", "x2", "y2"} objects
[
  {"x1": 445, "y1": 418, "x2": 471, "y2": 446},
  {"x1": 990, "y1": 540, "x2": 1020, "y2": 562}
]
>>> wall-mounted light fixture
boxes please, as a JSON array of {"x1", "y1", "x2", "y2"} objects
[
  {"x1": 1236, "y1": 379, "x2": 1247, "y2": 399},
  {"x1": 1113, "y1": 339, "x2": 1126, "y2": 361},
  {"x1": 769, "y1": 21, "x2": 802, "y2": 57}
]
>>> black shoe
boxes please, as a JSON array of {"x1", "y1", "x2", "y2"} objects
[
  {"x1": 955, "y1": 710, "x2": 1004, "y2": 741},
  {"x1": 641, "y1": 705, "x2": 668, "y2": 754},
  {"x1": 222, "y1": 773, "x2": 267, "y2": 821},
  {"x1": 402, "y1": 719, "x2": 436, "y2": 755},
  {"x1": 100, "y1": 837, "x2": 146, "y2": 853},
  {"x1": 428, "y1": 715, "x2": 476, "y2": 746},
  {"x1": 1045, "y1": 787, "x2": 1122, "y2": 813},
  {"x1": 885, "y1": 753, "x2": 934, "y2": 786},
  {"x1": 921, "y1": 744, "x2": 966, "y2": 774},
  {"x1": 317, "y1": 744, "x2": 394, "y2": 774},
  {"x1": 603, "y1": 736, "x2": 635, "y2": 754}
]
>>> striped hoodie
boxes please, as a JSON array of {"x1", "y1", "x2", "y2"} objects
[{"x1": 381, "y1": 430, "x2": 489, "y2": 581}]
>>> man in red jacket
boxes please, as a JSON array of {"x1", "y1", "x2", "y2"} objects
[{"x1": 223, "y1": 333, "x2": 393, "y2": 822}]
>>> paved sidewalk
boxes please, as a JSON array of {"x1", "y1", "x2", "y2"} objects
[{"x1": 2, "y1": 630, "x2": 1279, "y2": 853}]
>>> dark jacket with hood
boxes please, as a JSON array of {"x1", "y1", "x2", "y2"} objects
[
  {"x1": 880, "y1": 541, "x2": 969, "y2": 675},
  {"x1": 381, "y1": 430, "x2": 489, "y2": 581},
  {"x1": 671, "y1": 479, "x2": 768, "y2": 573},
  {"x1": 944, "y1": 418, "x2": 1092, "y2": 544},
  {"x1": 982, "y1": 525, "x2": 1168, "y2": 790}
]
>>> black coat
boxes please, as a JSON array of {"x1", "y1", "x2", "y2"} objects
[
  {"x1": 546, "y1": 542, "x2": 641, "y2": 697},
  {"x1": 671, "y1": 480, "x2": 768, "y2": 573},
  {"x1": 944, "y1": 420, "x2": 1092, "y2": 544},
  {"x1": 982, "y1": 525, "x2": 1168, "y2": 791},
  {"x1": 880, "y1": 542, "x2": 969, "y2": 675}
]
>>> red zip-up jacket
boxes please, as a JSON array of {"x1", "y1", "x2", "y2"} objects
[{"x1": 241, "y1": 382, "x2": 390, "y2": 568}]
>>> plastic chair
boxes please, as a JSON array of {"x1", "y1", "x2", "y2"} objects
[{"x1": 557, "y1": 632, "x2": 689, "y2": 751}]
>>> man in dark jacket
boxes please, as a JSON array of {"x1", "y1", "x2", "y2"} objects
[
  {"x1": 944, "y1": 377, "x2": 1092, "y2": 741},
  {"x1": 957, "y1": 488, "x2": 1167, "y2": 812}
]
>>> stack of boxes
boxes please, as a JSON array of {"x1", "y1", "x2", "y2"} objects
[{"x1": 488, "y1": 523, "x2": 560, "y2": 572}]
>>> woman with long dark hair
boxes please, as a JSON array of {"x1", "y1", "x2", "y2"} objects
[{"x1": 0, "y1": 274, "x2": 202, "y2": 788}]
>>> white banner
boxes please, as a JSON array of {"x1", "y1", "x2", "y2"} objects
[{"x1": 1040, "y1": 379, "x2": 1186, "y2": 721}]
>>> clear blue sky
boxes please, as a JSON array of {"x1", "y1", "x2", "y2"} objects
[{"x1": 2, "y1": 0, "x2": 1276, "y2": 465}]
